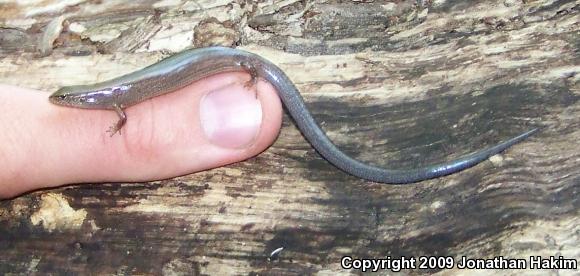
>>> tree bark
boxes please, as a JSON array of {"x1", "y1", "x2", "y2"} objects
[{"x1": 0, "y1": 0, "x2": 578, "y2": 274}]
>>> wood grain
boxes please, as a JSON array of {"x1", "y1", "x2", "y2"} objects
[{"x1": 0, "y1": 0, "x2": 578, "y2": 274}]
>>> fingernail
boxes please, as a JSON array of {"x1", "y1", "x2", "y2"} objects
[{"x1": 200, "y1": 85, "x2": 262, "y2": 148}]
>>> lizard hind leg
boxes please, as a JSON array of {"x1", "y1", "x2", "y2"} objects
[{"x1": 239, "y1": 61, "x2": 259, "y2": 97}]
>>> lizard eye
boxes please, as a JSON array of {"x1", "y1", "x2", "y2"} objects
[{"x1": 58, "y1": 94, "x2": 67, "y2": 99}]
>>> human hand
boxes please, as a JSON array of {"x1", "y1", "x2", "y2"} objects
[{"x1": 0, "y1": 72, "x2": 282, "y2": 198}]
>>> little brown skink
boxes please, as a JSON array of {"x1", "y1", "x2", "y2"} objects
[{"x1": 49, "y1": 46, "x2": 537, "y2": 184}]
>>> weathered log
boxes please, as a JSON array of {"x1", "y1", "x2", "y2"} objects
[{"x1": 0, "y1": 0, "x2": 578, "y2": 274}]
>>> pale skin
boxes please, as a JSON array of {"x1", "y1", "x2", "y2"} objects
[{"x1": 0, "y1": 72, "x2": 283, "y2": 198}]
